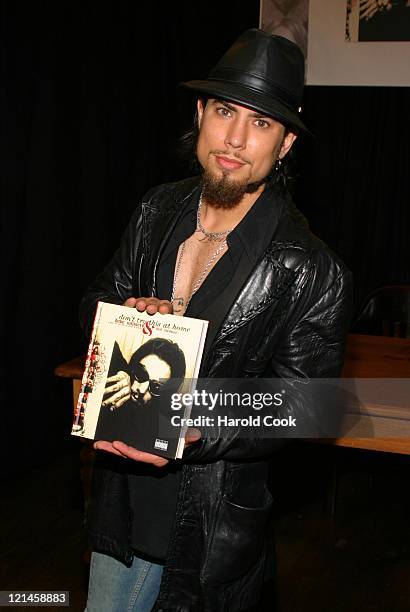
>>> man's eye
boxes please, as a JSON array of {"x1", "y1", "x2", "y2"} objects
[
  {"x1": 150, "y1": 381, "x2": 163, "y2": 395},
  {"x1": 217, "y1": 107, "x2": 231, "y2": 117},
  {"x1": 255, "y1": 119, "x2": 270, "y2": 128}
]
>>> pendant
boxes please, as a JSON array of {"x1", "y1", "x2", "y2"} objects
[{"x1": 196, "y1": 230, "x2": 226, "y2": 243}]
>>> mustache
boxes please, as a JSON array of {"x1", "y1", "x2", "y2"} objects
[{"x1": 210, "y1": 150, "x2": 251, "y2": 165}]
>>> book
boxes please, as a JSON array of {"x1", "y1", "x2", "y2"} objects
[{"x1": 72, "y1": 301, "x2": 208, "y2": 459}]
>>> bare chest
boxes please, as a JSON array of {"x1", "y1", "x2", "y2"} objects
[{"x1": 171, "y1": 231, "x2": 228, "y2": 315}]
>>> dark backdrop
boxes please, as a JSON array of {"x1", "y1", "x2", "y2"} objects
[{"x1": 2, "y1": 1, "x2": 409, "y2": 471}]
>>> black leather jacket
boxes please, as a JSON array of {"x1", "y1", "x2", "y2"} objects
[{"x1": 80, "y1": 177, "x2": 353, "y2": 612}]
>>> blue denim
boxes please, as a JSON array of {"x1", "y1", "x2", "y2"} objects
[{"x1": 85, "y1": 551, "x2": 164, "y2": 612}]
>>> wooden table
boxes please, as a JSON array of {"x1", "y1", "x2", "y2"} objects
[
  {"x1": 342, "y1": 334, "x2": 410, "y2": 378},
  {"x1": 55, "y1": 334, "x2": 410, "y2": 455},
  {"x1": 335, "y1": 334, "x2": 410, "y2": 454}
]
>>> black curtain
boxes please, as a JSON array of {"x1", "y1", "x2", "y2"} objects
[
  {"x1": 295, "y1": 85, "x2": 410, "y2": 311},
  {"x1": 1, "y1": 1, "x2": 261, "y2": 471},
  {"x1": 2, "y1": 1, "x2": 409, "y2": 471}
]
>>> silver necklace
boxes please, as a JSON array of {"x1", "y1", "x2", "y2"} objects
[
  {"x1": 171, "y1": 239, "x2": 227, "y2": 313},
  {"x1": 196, "y1": 194, "x2": 232, "y2": 242},
  {"x1": 171, "y1": 194, "x2": 231, "y2": 312}
]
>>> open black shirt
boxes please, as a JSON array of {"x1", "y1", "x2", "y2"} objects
[{"x1": 129, "y1": 181, "x2": 279, "y2": 562}]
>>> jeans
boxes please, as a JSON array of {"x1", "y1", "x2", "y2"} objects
[{"x1": 85, "y1": 551, "x2": 164, "y2": 612}]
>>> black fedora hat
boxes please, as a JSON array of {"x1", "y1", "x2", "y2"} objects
[{"x1": 181, "y1": 29, "x2": 308, "y2": 135}]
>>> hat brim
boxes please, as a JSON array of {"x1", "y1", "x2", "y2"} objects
[{"x1": 180, "y1": 79, "x2": 311, "y2": 136}]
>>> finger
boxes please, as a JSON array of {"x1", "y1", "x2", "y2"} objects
[
  {"x1": 115, "y1": 442, "x2": 169, "y2": 467},
  {"x1": 359, "y1": 1, "x2": 375, "y2": 14},
  {"x1": 112, "y1": 441, "x2": 169, "y2": 467},
  {"x1": 136, "y1": 299, "x2": 148, "y2": 311},
  {"x1": 360, "y1": 8, "x2": 376, "y2": 19},
  {"x1": 134, "y1": 297, "x2": 171, "y2": 314},
  {"x1": 103, "y1": 383, "x2": 121, "y2": 396},
  {"x1": 94, "y1": 440, "x2": 128, "y2": 457},
  {"x1": 104, "y1": 383, "x2": 126, "y2": 399},
  {"x1": 157, "y1": 300, "x2": 173, "y2": 315},
  {"x1": 359, "y1": 6, "x2": 372, "y2": 17},
  {"x1": 185, "y1": 427, "x2": 201, "y2": 444},
  {"x1": 136, "y1": 296, "x2": 161, "y2": 311},
  {"x1": 102, "y1": 388, "x2": 129, "y2": 406},
  {"x1": 146, "y1": 298, "x2": 172, "y2": 315},
  {"x1": 123, "y1": 297, "x2": 138, "y2": 308},
  {"x1": 106, "y1": 373, "x2": 125, "y2": 383},
  {"x1": 115, "y1": 394, "x2": 130, "y2": 408},
  {"x1": 143, "y1": 298, "x2": 162, "y2": 315},
  {"x1": 146, "y1": 303, "x2": 159, "y2": 315},
  {"x1": 137, "y1": 300, "x2": 158, "y2": 313},
  {"x1": 110, "y1": 388, "x2": 129, "y2": 403},
  {"x1": 104, "y1": 378, "x2": 128, "y2": 394},
  {"x1": 144, "y1": 297, "x2": 172, "y2": 314}
]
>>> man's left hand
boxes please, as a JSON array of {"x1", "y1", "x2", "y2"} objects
[{"x1": 94, "y1": 427, "x2": 201, "y2": 467}]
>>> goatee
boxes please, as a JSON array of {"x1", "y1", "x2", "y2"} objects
[{"x1": 201, "y1": 169, "x2": 267, "y2": 210}]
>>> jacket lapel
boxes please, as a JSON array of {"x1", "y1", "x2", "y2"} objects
[
  {"x1": 212, "y1": 250, "x2": 297, "y2": 344},
  {"x1": 211, "y1": 191, "x2": 311, "y2": 344},
  {"x1": 141, "y1": 179, "x2": 201, "y2": 295}
]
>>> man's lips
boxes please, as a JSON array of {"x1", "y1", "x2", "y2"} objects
[{"x1": 214, "y1": 155, "x2": 247, "y2": 170}]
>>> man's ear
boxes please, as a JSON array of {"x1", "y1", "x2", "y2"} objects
[
  {"x1": 197, "y1": 98, "x2": 205, "y2": 129},
  {"x1": 279, "y1": 130, "x2": 298, "y2": 160}
]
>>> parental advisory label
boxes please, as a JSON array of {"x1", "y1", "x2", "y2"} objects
[
  {"x1": 0, "y1": 592, "x2": 69, "y2": 606},
  {"x1": 154, "y1": 438, "x2": 168, "y2": 451}
]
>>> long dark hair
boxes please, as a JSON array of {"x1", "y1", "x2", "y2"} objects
[{"x1": 129, "y1": 338, "x2": 186, "y2": 379}]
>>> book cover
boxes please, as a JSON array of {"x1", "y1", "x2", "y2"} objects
[{"x1": 72, "y1": 302, "x2": 208, "y2": 459}]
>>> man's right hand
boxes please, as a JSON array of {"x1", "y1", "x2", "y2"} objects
[
  {"x1": 94, "y1": 428, "x2": 201, "y2": 467},
  {"x1": 102, "y1": 370, "x2": 131, "y2": 409},
  {"x1": 123, "y1": 297, "x2": 173, "y2": 315}
]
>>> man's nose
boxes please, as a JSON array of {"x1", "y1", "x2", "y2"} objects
[
  {"x1": 224, "y1": 118, "x2": 247, "y2": 149},
  {"x1": 134, "y1": 380, "x2": 150, "y2": 394}
]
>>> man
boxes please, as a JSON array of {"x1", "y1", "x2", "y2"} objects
[
  {"x1": 262, "y1": 0, "x2": 309, "y2": 57},
  {"x1": 358, "y1": 0, "x2": 410, "y2": 41},
  {"x1": 102, "y1": 338, "x2": 187, "y2": 409},
  {"x1": 80, "y1": 29, "x2": 353, "y2": 611},
  {"x1": 95, "y1": 338, "x2": 186, "y2": 447}
]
